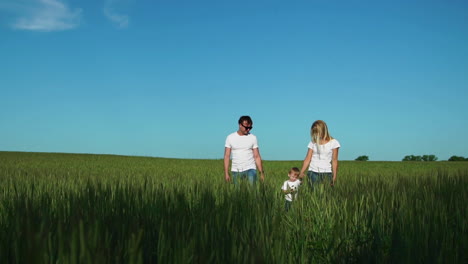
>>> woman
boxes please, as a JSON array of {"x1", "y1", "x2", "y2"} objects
[{"x1": 300, "y1": 120, "x2": 340, "y2": 189}]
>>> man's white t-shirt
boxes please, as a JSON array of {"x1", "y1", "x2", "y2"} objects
[
  {"x1": 307, "y1": 139, "x2": 341, "y2": 173},
  {"x1": 225, "y1": 132, "x2": 258, "y2": 172},
  {"x1": 282, "y1": 180, "x2": 301, "y2": 201}
]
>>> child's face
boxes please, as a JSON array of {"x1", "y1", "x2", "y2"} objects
[{"x1": 288, "y1": 172, "x2": 299, "y2": 181}]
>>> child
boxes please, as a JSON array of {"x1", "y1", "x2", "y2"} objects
[{"x1": 281, "y1": 167, "x2": 302, "y2": 211}]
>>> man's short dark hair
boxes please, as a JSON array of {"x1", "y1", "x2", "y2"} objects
[{"x1": 238, "y1": 115, "x2": 253, "y2": 125}]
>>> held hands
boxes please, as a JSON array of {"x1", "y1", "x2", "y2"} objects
[{"x1": 299, "y1": 172, "x2": 306, "y2": 180}]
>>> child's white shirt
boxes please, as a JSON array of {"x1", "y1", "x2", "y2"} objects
[{"x1": 282, "y1": 180, "x2": 301, "y2": 201}]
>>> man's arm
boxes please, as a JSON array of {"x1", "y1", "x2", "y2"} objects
[
  {"x1": 224, "y1": 147, "x2": 231, "y2": 182},
  {"x1": 253, "y1": 148, "x2": 265, "y2": 181}
]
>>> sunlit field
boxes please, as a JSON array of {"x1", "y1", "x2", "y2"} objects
[{"x1": 1, "y1": 151, "x2": 467, "y2": 263}]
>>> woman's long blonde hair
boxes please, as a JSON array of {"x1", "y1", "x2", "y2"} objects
[{"x1": 311, "y1": 120, "x2": 333, "y2": 145}]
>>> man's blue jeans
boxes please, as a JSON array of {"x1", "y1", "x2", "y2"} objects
[
  {"x1": 232, "y1": 169, "x2": 257, "y2": 185},
  {"x1": 307, "y1": 171, "x2": 332, "y2": 190}
]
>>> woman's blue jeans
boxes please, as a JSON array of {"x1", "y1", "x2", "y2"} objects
[{"x1": 307, "y1": 171, "x2": 332, "y2": 190}]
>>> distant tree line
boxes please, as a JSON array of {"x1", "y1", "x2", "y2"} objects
[
  {"x1": 402, "y1": 155, "x2": 438, "y2": 161},
  {"x1": 355, "y1": 155, "x2": 369, "y2": 161},
  {"x1": 354, "y1": 155, "x2": 467, "y2": 161},
  {"x1": 448, "y1": 155, "x2": 468, "y2": 161}
]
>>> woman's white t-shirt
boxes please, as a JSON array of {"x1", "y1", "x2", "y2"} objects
[{"x1": 307, "y1": 139, "x2": 340, "y2": 173}]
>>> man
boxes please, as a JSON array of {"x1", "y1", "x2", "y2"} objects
[{"x1": 224, "y1": 115, "x2": 265, "y2": 184}]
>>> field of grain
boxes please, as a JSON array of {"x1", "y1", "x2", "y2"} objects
[{"x1": 0, "y1": 151, "x2": 467, "y2": 263}]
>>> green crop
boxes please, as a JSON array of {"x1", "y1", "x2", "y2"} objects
[{"x1": 0, "y1": 151, "x2": 467, "y2": 263}]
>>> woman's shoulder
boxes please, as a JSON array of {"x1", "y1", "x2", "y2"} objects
[{"x1": 329, "y1": 138, "x2": 340, "y2": 147}]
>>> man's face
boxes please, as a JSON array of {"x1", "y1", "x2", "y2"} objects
[{"x1": 238, "y1": 121, "x2": 253, "y2": 135}]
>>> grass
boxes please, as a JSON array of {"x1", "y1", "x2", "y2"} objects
[{"x1": 0, "y1": 151, "x2": 467, "y2": 263}]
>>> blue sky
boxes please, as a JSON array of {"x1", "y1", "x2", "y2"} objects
[{"x1": 1, "y1": 0, "x2": 467, "y2": 161}]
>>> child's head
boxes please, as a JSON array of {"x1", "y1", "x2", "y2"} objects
[{"x1": 288, "y1": 167, "x2": 300, "y2": 180}]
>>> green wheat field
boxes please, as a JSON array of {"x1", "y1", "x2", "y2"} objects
[{"x1": 0, "y1": 151, "x2": 467, "y2": 263}]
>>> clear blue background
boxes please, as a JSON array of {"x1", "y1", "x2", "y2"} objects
[{"x1": 1, "y1": 0, "x2": 467, "y2": 161}]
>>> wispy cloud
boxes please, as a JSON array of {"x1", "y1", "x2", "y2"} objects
[
  {"x1": 103, "y1": 0, "x2": 129, "y2": 29},
  {"x1": 0, "y1": 0, "x2": 82, "y2": 32}
]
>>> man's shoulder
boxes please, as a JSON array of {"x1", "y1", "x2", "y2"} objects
[
  {"x1": 246, "y1": 133, "x2": 256, "y2": 139},
  {"x1": 226, "y1": 132, "x2": 241, "y2": 144},
  {"x1": 226, "y1": 132, "x2": 239, "y2": 138},
  {"x1": 227, "y1": 132, "x2": 257, "y2": 138}
]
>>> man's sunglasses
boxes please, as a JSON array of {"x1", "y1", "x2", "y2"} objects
[{"x1": 241, "y1": 124, "x2": 253, "y2": 130}]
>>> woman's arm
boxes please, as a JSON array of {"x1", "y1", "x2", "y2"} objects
[
  {"x1": 331, "y1": 148, "x2": 339, "y2": 185},
  {"x1": 300, "y1": 148, "x2": 313, "y2": 179}
]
